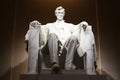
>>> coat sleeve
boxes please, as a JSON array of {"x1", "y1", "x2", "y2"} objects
[{"x1": 39, "y1": 25, "x2": 49, "y2": 49}]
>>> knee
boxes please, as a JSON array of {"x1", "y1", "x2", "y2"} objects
[
  {"x1": 48, "y1": 33, "x2": 58, "y2": 39},
  {"x1": 69, "y1": 36, "x2": 78, "y2": 42}
]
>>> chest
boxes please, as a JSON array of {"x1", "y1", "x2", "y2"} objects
[{"x1": 49, "y1": 24, "x2": 71, "y2": 34}]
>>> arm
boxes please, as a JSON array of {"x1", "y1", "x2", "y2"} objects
[
  {"x1": 71, "y1": 23, "x2": 83, "y2": 43},
  {"x1": 39, "y1": 24, "x2": 49, "y2": 49}
]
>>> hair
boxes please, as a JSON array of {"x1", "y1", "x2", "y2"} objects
[{"x1": 55, "y1": 6, "x2": 65, "y2": 13}]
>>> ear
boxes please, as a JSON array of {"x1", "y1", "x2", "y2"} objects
[
  {"x1": 55, "y1": 12, "x2": 57, "y2": 16},
  {"x1": 63, "y1": 12, "x2": 65, "y2": 16}
]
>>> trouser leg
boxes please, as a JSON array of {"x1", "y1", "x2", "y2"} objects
[
  {"x1": 65, "y1": 36, "x2": 79, "y2": 70},
  {"x1": 48, "y1": 33, "x2": 59, "y2": 64}
]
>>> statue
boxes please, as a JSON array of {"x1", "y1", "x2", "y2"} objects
[
  {"x1": 39, "y1": 6, "x2": 82, "y2": 73},
  {"x1": 25, "y1": 6, "x2": 97, "y2": 74}
]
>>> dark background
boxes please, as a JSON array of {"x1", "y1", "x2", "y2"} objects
[{"x1": 0, "y1": 0, "x2": 119, "y2": 80}]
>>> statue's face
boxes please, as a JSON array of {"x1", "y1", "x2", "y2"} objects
[{"x1": 55, "y1": 10, "x2": 65, "y2": 21}]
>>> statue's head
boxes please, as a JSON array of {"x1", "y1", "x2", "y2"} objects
[{"x1": 55, "y1": 6, "x2": 65, "y2": 21}]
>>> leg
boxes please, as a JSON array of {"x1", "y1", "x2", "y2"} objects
[
  {"x1": 48, "y1": 33, "x2": 59, "y2": 64},
  {"x1": 65, "y1": 36, "x2": 79, "y2": 70},
  {"x1": 47, "y1": 33, "x2": 60, "y2": 74}
]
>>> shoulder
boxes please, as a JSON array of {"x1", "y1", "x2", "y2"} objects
[
  {"x1": 41, "y1": 22, "x2": 54, "y2": 28},
  {"x1": 46, "y1": 22, "x2": 55, "y2": 26},
  {"x1": 64, "y1": 22, "x2": 76, "y2": 27},
  {"x1": 65, "y1": 22, "x2": 74, "y2": 25}
]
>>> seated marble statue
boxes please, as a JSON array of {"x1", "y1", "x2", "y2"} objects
[
  {"x1": 40, "y1": 6, "x2": 83, "y2": 73},
  {"x1": 25, "y1": 6, "x2": 97, "y2": 74}
]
